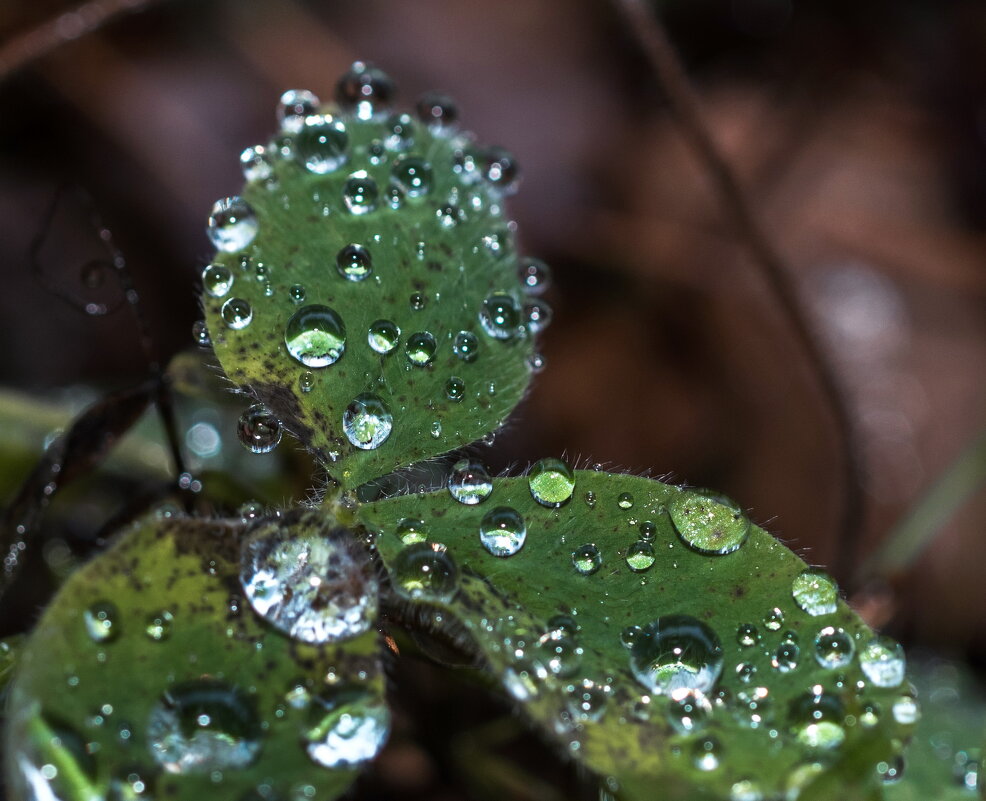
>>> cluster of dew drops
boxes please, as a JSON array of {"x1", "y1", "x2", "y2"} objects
[
  {"x1": 193, "y1": 62, "x2": 552, "y2": 456},
  {"x1": 377, "y1": 457, "x2": 917, "y2": 794}
]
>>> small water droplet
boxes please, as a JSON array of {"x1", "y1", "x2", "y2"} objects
[
  {"x1": 290, "y1": 283, "x2": 307, "y2": 304},
  {"x1": 409, "y1": 292, "x2": 427, "y2": 311},
  {"x1": 343, "y1": 173, "x2": 379, "y2": 215},
  {"x1": 207, "y1": 197, "x2": 258, "y2": 252},
  {"x1": 858, "y1": 637, "x2": 906, "y2": 687},
  {"x1": 814, "y1": 626, "x2": 855, "y2": 670},
  {"x1": 523, "y1": 300, "x2": 552, "y2": 333},
  {"x1": 336, "y1": 243, "x2": 373, "y2": 281},
  {"x1": 202, "y1": 264, "x2": 233, "y2": 298},
  {"x1": 567, "y1": 678, "x2": 609, "y2": 722},
  {"x1": 479, "y1": 507, "x2": 527, "y2": 557},
  {"x1": 237, "y1": 404, "x2": 282, "y2": 454},
  {"x1": 792, "y1": 569, "x2": 838, "y2": 616},
  {"x1": 629, "y1": 616, "x2": 724, "y2": 697},
  {"x1": 790, "y1": 690, "x2": 846, "y2": 751},
  {"x1": 617, "y1": 493, "x2": 634, "y2": 510},
  {"x1": 481, "y1": 146, "x2": 520, "y2": 194},
  {"x1": 518, "y1": 257, "x2": 551, "y2": 295},
  {"x1": 192, "y1": 320, "x2": 210, "y2": 346},
  {"x1": 453, "y1": 330, "x2": 479, "y2": 361},
  {"x1": 240, "y1": 145, "x2": 274, "y2": 182},
  {"x1": 366, "y1": 319, "x2": 400, "y2": 354},
  {"x1": 396, "y1": 518, "x2": 428, "y2": 545},
  {"x1": 299, "y1": 371, "x2": 316, "y2": 393},
  {"x1": 625, "y1": 541, "x2": 656, "y2": 572},
  {"x1": 277, "y1": 89, "x2": 319, "y2": 133},
  {"x1": 392, "y1": 542, "x2": 459, "y2": 602},
  {"x1": 621, "y1": 625, "x2": 644, "y2": 649},
  {"x1": 692, "y1": 736, "x2": 722, "y2": 771},
  {"x1": 891, "y1": 694, "x2": 920, "y2": 725},
  {"x1": 669, "y1": 489, "x2": 750, "y2": 556},
  {"x1": 736, "y1": 623, "x2": 760, "y2": 647},
  {"x1": 391, "y1": 156, "x2": 433, "y2": 198},
  {"x1": 405, "y1": 331, "x2": 437, "y2": 366},
  {"x1": 669, "y1": 689, "x2": 713, "y2": 734},
  {"x1": 304, "y1": 688, "x2": 390, "y2": 768},
  {"x1": 240, "y1": 519, "x2": 378, "y2": 643},
  {"x1": 729, "y1": 779, "x2": 765, "y2": 801},
  {"x1": 342, "y1": 394, "x2": 393, "y2": 450},
  {"x1": 479, "y1": 292, "x2": 520, "y2": 340},
  {"x1": 148, "y1": 679, "x2": 262, "y2": 773},
  {"x1": 430, "y1": 420, "x2": 442, "y2": 439},
  {"x1": 336, "y1": 61, "x2": 395, "y2": 120},
  {"x1": 448, "y1": 459, "x2": 493, "y2": 505},
  {"x1": 416, "y1": 91, "x2": 458, "y2": 128},
  {"x1": 284, "y1": 304, "x2": 346, "y2": 367},
  {"x1": 445, "y1": 376, "x2": 465, "y2": 402},
  {"x1": 296, "y1": 115, "x2": 348, "y2": 174},
  {"x1": 84, "y1": 601, "x2": 119, "y2": 643},
  {"x1": 584, "y1": 491, "x2": 596, "y2": 509},
  {"x1": 771, "y1": 639, "x2": 800, "y2": 673},
  {"x1": 527, "y1": 457, "x2": 575, "y2": 507},
  {"x1": 878, "y1": 755, "x2": 905, "y2": 784},
  {"x1": 145, "y1": 610, "x2": 174, "y2": 641},
  {"x1": 527, "y1": 352, "x2": 545, "y2": 373},
  {"x1": 763, "y1": 607, "x2": 784, "y2": 631},
  {"x1": 572, "y1": 544, "x2": 601, "y2": 575}
]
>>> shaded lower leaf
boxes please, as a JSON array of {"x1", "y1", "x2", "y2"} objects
[
  {"x1": 358, "y1": 470, "x2": 914, "y2": 801},
  {"x1": 3, "y1": 509, "x2": 387, "y2": 801}
]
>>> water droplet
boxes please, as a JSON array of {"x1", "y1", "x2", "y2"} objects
[
  {"x1": 792, "y1": 569, "x2": 838, "y2": 616},
  {"x1": 299, "y1": 371, "x2": 316, "y2": 393},
  {"x1": 221, "y1": 297, "x2": 253, "y2": 330},
  {"x1": 277, "y1": 89, "x2": 319, "y2": 133},
  {"x1": 405, "y1": 331, "x2": 437, "y2": 366},
  {"x1": 445, "y1": 376, "x2": 465, "y2": 402},
  {"x1": 692, "y1": 736, "x2": 722, "y2": 771},
  {"x1": 771, "y1": 639, "x2": 800, "y2": 673},
  {"x1": 729, "y1": 779, "x2": 765, "y2": 801},
  {"x1": 479, "y1": 507, "x2": 527, "y2": 557},
  {"x1": 237, "y1": 404, "x2": 282, "y2": 454},
  {"x1": 453, "y1": 330, "x2": 479, "y2": 361},
  {"x1": 584, "y1": 491, "x2": 597, "y2": 509},
  {"x1": 814, "y1": 626, "x2": 855, "y2": 670},
  {"x1": 290, "y1": 284, "x2": 307, "y2": 304},
  {"x1": 430, "y1": 420, "x2": 442, "y2": 439},
  {"x1": 304, "y1": 688, "x2": 390, "y2": 768},
  {"x1": 409, "y1": 292, "x2": 427, "y2": 311},
  {"x1": 527, "y1": 458, "x2": 575, "y2": 507},
  {"x1": 145, "y1": 610, "x2": 174, "y2": 641},
  {"x1": 878, "y1": 755, "x2": 905, "y2": 784},
  {"x1": 668, "y1": 489, "x2": 750, "y2": 556},
  {"x1": 736, "y1": 623, "x2": 760, "y2": 647},
  {"x1": 336, "y1": 61, "x2": 395, "y2": 120},
  {"x1": 416, "y1": 91, "x2": 458, "y2": 128},
  {"x1": 238, "y1": 500, "x2": 263, "y2": 523},
  {"x1": 621, "y1": 625, "x2": 644, "y2": 649},
  {"x1": 527, "y1": 352, "x2": 545, "y2": 373},
  {"x1": 382, "y1": 112, "x2": 416, "y2": 151},
  {"x1": 240, "y1": 145, "x2": 274, "y2": 182},
  {"x1": 207, "y1": 197, "x2": 258, "y2": 253},
  {"x1": 84, "y1": 601, "x2": 119, "y2": 642},
  {"x1": 448, "y1": 459, "x2": 493, "y2": 505},
  {"x1": 240, "y1": 519, "x2": 378, "y2": 643},
  {"x1": 617, "y1": 493, "x2": 634, "y2": 509},
  {"x1": 202, "y1": 264, "x2": 233, "y2": 298},
  {"x1": 790, "y1": 691, "x2": 846, "y2": 751},
  {"x1": 148, "y1": 679, "x2": 262, "y2": 773},
  {"x1": 391, "y1": 156, "x2": 433, "y2": 198},
  {"x1": 763, "y1": 607, "x2": 784, "y2": 631},
  {"x1": 518, "y1": 257, "x2": 551, "y2": 295},
  {"x1": 192, "y1": 320, "x2": 210, "y2": 346},
  {"x1": 735, "y1": 662, "x2": 757, "y2": 683},
  {"x1": 668, "y1": 689, "x2": 712, "y2": 734},
  {"x1": 572, "y1": 544, "x2": 601, "y2": 575},
  {"x1": 567, "y1": 678, "x2": 609, "y2": 721},
  {"x1": 481, "y1": 146, "x2": 519, "y2": 193},
  {"x1": 342, "y1": 394, "x2": 393, "y2": 450},
  {"x1": 625, "y1": 541, "x2": 656, "y2": 572},
  {"x1": 343, "y1": 173, "x2": 378, "y2": 215},
  {"x1": 396, "y1": 518, "x2": 428, "y2": 545},
  {"x1": 336, "y1": 243, "x2": 373, "y2": 281},
  {"x1": 534, "y1": 628, "x2": 583, "y2": 678},
  {"x1": 891, "y1": 694, "x2": 920, "y2": 725},
  {"x1": 363, "y1": 320, "x2": 399, "y2": 356},
  {"x1": 858, "y1": 637, "x2": 906, "y2": 688},
  {"x1": 284, "y1": 304, "x2": 346, "y2": 367},
  {"x1": 296, "y1": 115, "x2": 348, "y2": 174},
  {"x1": 392, "y1": 542, "x2": 459, "y2": 602},
  {"x1": 437, "y1": 203, "x2": 465, "y2": 228},
  {"x1": 523, "y1": 300, "x2": 552, "y2": 333},
  {"x1": 629, "y1": 615, "x2": 724, "y2": 696},
  {"x1": 479, "y1": 292, "x2": 520, "y2": 340}
]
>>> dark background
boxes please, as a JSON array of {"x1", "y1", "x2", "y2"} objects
[{"x1": 1, "y1": 1, "x2": 985, "y2": 798}]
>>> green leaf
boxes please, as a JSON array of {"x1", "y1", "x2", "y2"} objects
[
  {"x1": 3, "y1": 509, "x2": 387, "y2": 801},
  {"x1": 201, "y1": 69, "x2": 538, "y2": 490},
  {"x1": 358, "y1": 470, "x2": 915, "y2": 801}
]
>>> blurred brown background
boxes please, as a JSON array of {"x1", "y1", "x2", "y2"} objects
[{"x1": 0, "y1": 0, "x2": 985, "y2": 791}]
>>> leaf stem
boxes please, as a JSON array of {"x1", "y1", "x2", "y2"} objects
[{"x1": 611, "y1": 0, "x2": 865, "y2": 581}]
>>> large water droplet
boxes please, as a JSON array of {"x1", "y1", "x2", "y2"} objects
[
  {"x1": 572, "y1": 544, "x2": 601, "y2": 575},
  {"x1": 453, "y1": 330, "x2": 479, "y2": 362},
  {"x1": 527, "y1": 458, "x2": 575, "y2": 507},
  {"x1": 336, "y1": 243, "x2": 373, "y2": 281},
  {"x1": 237, "y1": 404, "x2": 282, "y2": 454},
  {"x1": 479, "y1": 506, "x2": 527, "y2": 557},
  {"x1": 392, "y1": 542, "x2": 459, "y2": 602},
  {"x1": 814, "y1": 626, "x2": 855, "y2": 670},
  {"x1": 84, "y1": 601, "x2": 119, "y2": 642},
  {"x1": 858, "y1": 637, "x2": 906, "y2": 687},
  {"x1": 391, "y1": 156, "x2": 433, "y2": 198},
  {"x1": 147, "y1": 679, "x2": 262, "y2": 773},
  {"x1": 284, "y1": 304, "x2": 346, "y2": 367},
  {"x1": 277, "y1": 89, "x2": 319, "y2": 133},
  {"x1": 668, "y1": 489, "x2": 750, "y2": 556},
  {"x1": 304, "y1": 688, "x2": 390, "y2": 768},
  {"x1": 416, "y1": 91, "x2": 458, "y2": 128},
  {"x1": 405, "y1": 331, "x2": 437, "y2": 366},
  {"x1": 448, "y1": 459, "x2": 493, "y2": 505},
  {"x1": 790, "y1": 691, "x2": 846, "y2": 751},
  {"x1": 479, "y1": 293, "x2": 520, "y2": 340},
  {"x1": 629, "y1": 615, "x2": 723, "y2": 696},
  {"x1": 240, "y1": 520, "x2": 378, "y2": 643},
  {"x1": 207, "y1": 197, "x2": 258, "y2": 253},
  {"x1": 202, "y1": 264, "x2": 233, "y2": 298},
  {"x1": 625, "y1": 541, "x2": 656, "y2": 573},
  {"x1": 342, "y1": 394, "x2": 393, "y2": 450},
  {"x1": 295, "y1": 115, "x2": 348, "y2": 174},
  {"x1": 792, "y1": 569, "x2": 838, "y2": 616},
  {"x1": 336, "y1": 62, "x2": 395, "y2": 120}
]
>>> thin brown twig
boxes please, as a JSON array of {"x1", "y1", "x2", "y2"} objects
[
  {"x1": 612, "y1": 0, "x2": 864, "y2": 582},
  {"x1": 0, "y1": 0, "x2": 171, "y2": 83}
]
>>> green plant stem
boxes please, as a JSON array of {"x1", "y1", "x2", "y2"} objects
[
  {"x1": 611, "y1": 0, "x2": 865, "y2": 583},
  {"x1": 858, "y1": 426, "x2": 986, "y2": 583}
]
